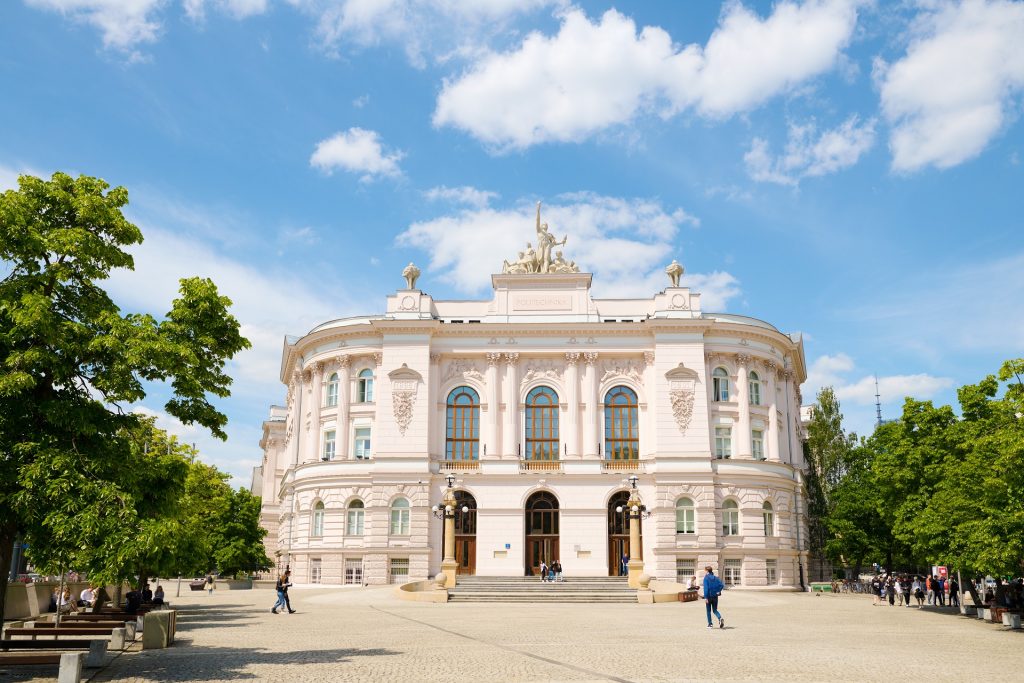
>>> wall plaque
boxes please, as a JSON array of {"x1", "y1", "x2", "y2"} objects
[{"x1": 513, "y1": 294, "x2": 572, "y2": 311}]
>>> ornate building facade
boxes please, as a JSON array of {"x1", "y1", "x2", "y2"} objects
[{"x1": 257, "y1": 218, "x2": 809, "y2": 589}]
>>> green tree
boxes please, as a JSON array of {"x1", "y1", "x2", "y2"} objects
[
  {"x1": 805, "y1": 387, "x2": 856, "y2": 576},
  {"x1": 0, "y1": 172, "x2": 250, "y2": 618},
  {"x1": 212, "y1": 488, "x2": 272, "y2": 577}
]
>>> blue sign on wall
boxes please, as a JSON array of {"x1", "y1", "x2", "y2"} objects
[{"x1": 505, "y1": 543, "x2": 511, "y2": 549}]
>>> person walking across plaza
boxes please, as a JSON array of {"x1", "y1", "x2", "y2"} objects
[
  {"x1": 271, "y1": 573, "x2": 288, "y2": 614},
  {"x1": 539, "y1": 560, "x2": 548, "y2": 582},
  {"x1": 949, "y1": 576, "x2": 960, "y2": 608},
  {"x1": 206, "y1": 574, "x2": 215, "y2": 596},
  {"x1": 702, "y1": 565, "x2": 725, "y2": 629},
  {"x1": 281, "y1": 570, "x2": 296, "y2": 613}
]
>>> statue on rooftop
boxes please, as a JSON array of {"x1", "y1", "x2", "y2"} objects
[
  {"x1": 402, "y1": 262, "x2": 421, "y2": 290},
  {"x1": 665, "y1": 259, "x2": 684, "y2": 287},
  {"x1": 500, "y1": 202, "x2": 579, "y2": 275}
]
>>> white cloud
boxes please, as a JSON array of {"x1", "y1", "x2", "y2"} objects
[
  {"x1": 396, "y1": 192, "x2": 738, "y2": 307},
  {"x1": 25, "y1": 0, "x2": 165, "y2": 52},
  {"x1": 185, "y1": 0, "x2": 269, "y2": 21},
  {"x1": 745, "y1": 115, "x2": 876, "y2": 185},
  {"x1": 877, "y1": 0, "x2": 1024, "y2": 171},
  {"x1": 434, "y1": 2, "x2": 861, "y2": 149},
  {"x1": 805, "y1": 353, "x2": 953, "y2": 408},
  {"x1": 291, "y1": 0, "x2": 560, "y2": 67},
  {"x1": 309, "y1": 127, "x2": 403, "y2": 180},
  {"x1": 0, "y1": 164, "x2": 43, "y2": 191},
  {"x1": 352, "y1": 94, "x2": 370, "y2": 108},
  {"x1": 423, "y1": 185, "x2": 498, "y2": 209}
]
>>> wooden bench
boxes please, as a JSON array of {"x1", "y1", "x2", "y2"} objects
[
  {"x1": 1, "y1": 638, "x2": 108, "y2": 667},
  {"x1": 25, "y1": 620, "x2": 137, "y2": 640},
  {"x1": 3, "y1": 626, "x2": 128, "y2": 651},
  {"x1": 0, "y1": 651, "x2": 86, "y2": 682}
]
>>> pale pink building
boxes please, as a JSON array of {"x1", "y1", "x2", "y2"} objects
[{"x1": 257, "y1": 258, "x2": 809, "y2": 589}]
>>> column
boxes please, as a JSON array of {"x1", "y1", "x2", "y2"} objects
[
  {"x1": 736, "y1": 354, "x2": 752, "y2": 458},
  {"x1": 642, "y1": 351, "x2": 655, "y2": 458},
  {"x1": 440, "y1": 486, "x2": 458, "y2": 587},
  {"x1": 766, "y1": 362, "x2": 780, "y2": 461},
  {"x1": 288, "y1": 369, "x2": 302, "y2": 466},
  {"x1": 626, "y1": 490, "x2": 645, "y2": 588},
  {"x1": 428, "y1": 353, "x2": 441, "y2": 458},
  {"x1": 564, "y1": 352, "x2": 580, "y2": 458},
  {"x1": 302, "y1": 367, "x2": 316, "y2": 462},
  {"x1": 502, "y1": 353, "x2": 519, "y2": 458},
  {"x1": 337, "y1": 357, "x2": 352, "y2": 459},
  {"x1": 485, "y1": 352, "x2": 502, "y2": 459},
  {"x1": 582, "y1": 352, "x2": 599, "y2": 459}
]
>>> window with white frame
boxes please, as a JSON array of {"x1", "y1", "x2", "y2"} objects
[
  {"x1": 724, "y1": 558, "x2": 742, "y2": 586},
  {"x1": 389, "y1": 557, "x2": 409, "y2": 584},
  {"x1": 354, "y1": 427, "x2": 371, "y2": 459},
  {"x1": 322, "y1": 430, "x2": 336, "y2": 461},
  {"x1": 714, "y1": 427, "x2": 732, "y2": 459},
  {"x1": 762, "y1": 501, "x2": 775, "y2": 537},
  {"x1": 310, "y1": 558, "x2": 322, "y2": 584},
  {"x1": 356, "y1": 368, "x2": 374, "y2": 403},
  {"x1": 766, "y1": 559, "x2": 778, "y2": 585},
  {"x1": 722, "y1": 500, "x2": 739, "y2": 536},
  {"x1": 346, "y1": 499, "x2": 365, "y2": 535},
  {"x1": 344, "y1": 558, "x2": 363, "y2": 585},
  {"x1": 325, "y1": 372, "x2": 339, "y2": 407},
  {"x1": 676, "y1": 559, "x2": 696, "y2": 582},
  {"x1": 752, "y1": 429, "x2": 764, "y2": 460},
  {"x1": 312, "y1": 501, "x2": 325, "y2": 537},
  {"x1": 712, "y1": 367, "x2": 730, "y2": 402},
  {"x1": 390, "y1": 497, "x2": 410, "y2": 535},
  {"x1": 748, "y1": 370, "x2": 761, "y2": 406},
  {"x1": 675, "y1": 497, "x2": 695, "y2": 534}
]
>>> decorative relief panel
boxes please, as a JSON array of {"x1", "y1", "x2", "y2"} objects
[
  {"x1": 520, "y1": 358, "x2": 563, "y2": 386},
  {"x1": 665, "y1": 363, "x2": 700, "y2": 435},
  {"x1": 600, "y1": 358, "x2": 644, "y2": 385},
  {"x1": 388, "y1": 364, "x2": 423, "y2": 437},
  {"x1": 443, "y1": 358, "x2": 485, "y2": 383}
]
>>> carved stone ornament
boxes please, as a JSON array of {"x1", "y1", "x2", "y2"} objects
[
  {"x1": 443, "y1": 358, "x2": 485, "y2": 383},
  {"x1": 402, "y1": 262, "x2": 420, "y2": 290},
  {"x1": 388, "y1": 364, "x2": 423, "y2": 437},
  {"x1": 501, "y1": 201, "x2": 580, "y2": 275},
  {"x1": 520, "y1": 359, "x2": 563, "y2": 386},
  {"x1": 665, "y1": 363, "x2": 700, "y2": 434},
  {"x1": 600, "y1": 359, "x2": 644, "y2": 385}
]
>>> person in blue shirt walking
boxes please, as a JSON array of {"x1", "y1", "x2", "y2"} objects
[{"x1": 702, "y1": 565, "x2": 725, "y2": 629}]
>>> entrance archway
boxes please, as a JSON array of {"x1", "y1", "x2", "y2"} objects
[
  {"x1": 525, "y1": 491, "x2": 559, "y2": 576},
  {"x1": 608, "y1": 491, "x2": 640, "y2": 576},
  {"x1": 453, "y1": 490, "x2": 477, "y2": 575}
]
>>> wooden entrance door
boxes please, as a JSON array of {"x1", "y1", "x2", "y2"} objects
[
  {"x1": 525, "y1": 491, "x2": 559, "y2": 576},
  {"x1": 608, "y1": 491, "x2": 636, "y2": 576},
  {"x1": 453, "y1": 490, "x2": 477, "y2": 576}
]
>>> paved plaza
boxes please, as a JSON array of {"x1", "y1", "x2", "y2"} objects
[{"x1": 3, "y1": 587, "x2": 1023, "y2": 682}]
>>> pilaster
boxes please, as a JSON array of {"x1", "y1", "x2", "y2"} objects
[
  {"x1": 736, "y1": 354, "x2": 752, "y2": 458},
  {"x1": 485, "y1": 353, "x2": 502, "y2": 459},
  {"x1": 582, "y1": 352, "x2": 599, "y2": 459},
  {"x1": 564, "y1": 352, "x2": 581, "y2": 459},
  {"x1": 502, "y1": 353, "x2": 519, "y2": 459}
]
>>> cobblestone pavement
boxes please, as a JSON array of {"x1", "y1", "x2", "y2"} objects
[{"x1": 2, "y1": 588, "x2": 1022, "y2": 682}]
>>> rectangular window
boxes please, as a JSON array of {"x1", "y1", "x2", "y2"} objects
[
  {"x1": 344, "y1": 559, "x2": 363, "y2": 585},
  {"x1": 354, "y1": 428, "x2": 371, "y2": 459},
  {"x1": 676, "y1": 559, "x2": 696, "y2": 582},
  {"x1": 715, "y1": 427, "x2": 732, "y2": 459},
  {"x1": 325, "y1": 382, "x2": 338, "y2": 407},
  {"x1": 346, "y1": 509, "x2": 364, "y2": 536},
  {"x1": 766, "y1": 559, "x2": 777, "y2": 585},
  {"x1": 310, "y1": 558, "x2": 322, "y2": 584},
  {"x1": 750, "y1": 381, "x2": 761, "y2": 406},
  {"x1": 389, "y1": 558, "x2": 409, "y2": 584},
  {"x1": 751, "y1": 430, "x2": 764, "y2": 460},
  {"x1": 724, "y1": 559, "x2": 742, "y2": 587},
  {"x1": 322, "y1": 430, "x2": 336, "y2": 460},
  {"x1": 390, "y1": 508, "x2": 410, "y2": 535}
]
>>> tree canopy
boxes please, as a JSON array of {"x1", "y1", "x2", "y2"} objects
[{"x1": 0, "y1": 172, "x2": 252, "y2": 617}]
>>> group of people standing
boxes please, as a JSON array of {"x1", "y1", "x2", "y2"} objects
[
  {"x1": 538, "y1": 560, "x2": 563, "y2": 582},
  {"x1": 870, "y1": 574, "x2": 960, "y2": 608}
]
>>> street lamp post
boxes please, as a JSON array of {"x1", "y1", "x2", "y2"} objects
[
  {"x1": 431, "y1": 474, "x2": 467, "y2": 588},
  {"x1": 616, "y1": 474, "x2": 651, "y2": 588}
]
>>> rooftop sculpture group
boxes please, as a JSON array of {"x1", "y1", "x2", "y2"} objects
[{"x1": 502, "y1": 202, "x2": 580, "y2": 275}]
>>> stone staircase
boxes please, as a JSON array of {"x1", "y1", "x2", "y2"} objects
[{"x1": 447, "y1": 576, "x2": 636, "y2": 603}]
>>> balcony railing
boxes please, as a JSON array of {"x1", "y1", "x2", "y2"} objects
[
  {"x1": 519, "y1": 460, "x2": 562, "y2": 473},
  {"x1": 602, "y1": 459, "x2": 641, "y2": 472},
  {"x1": 440, "y1": 460, "x2": 480, "y2": 471}
]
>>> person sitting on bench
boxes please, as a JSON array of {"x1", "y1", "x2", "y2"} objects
[
  {"x1": 78, "y1": 585, "x2": 96, "y2": 608},
  {"x1": 152, "y1": 585, "x2": 165, "y2": 605}
]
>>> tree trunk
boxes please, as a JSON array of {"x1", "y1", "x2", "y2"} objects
[{"x1": 0, "y1": 529, "x2": 14, "y2": 624}]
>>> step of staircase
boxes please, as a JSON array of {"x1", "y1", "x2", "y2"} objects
[{"x1": 447, "y1": 576, "x2": 636, "y2": 603}]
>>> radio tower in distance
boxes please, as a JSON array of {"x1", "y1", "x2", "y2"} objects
[{"x1": 874, "y1": 375, "x2": 883, "y2": 427}]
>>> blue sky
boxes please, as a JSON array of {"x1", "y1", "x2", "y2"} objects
[{"x1": 2, "y1": 0, "x2": 1023, "y2": 483}]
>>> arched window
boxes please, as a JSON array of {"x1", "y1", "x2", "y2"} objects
[
  {"x1": 676, "y1": 497, "x2": 695, "y2": 534},
  {"x1": 712, "y1": 367, "x2": 730, "y2": 402},
  {"x1": 604, "y1": 386, "x2": 639, "y2": 460},
  {"x1": 748, "y1": 370, "x2": 761, "y2": 406},
  {"x1": 525, "y1": 386, "x2": 559, "y2": 461},
  {"x1": 312, "y1": 501, "x2": 324, "y2": 538},
  {"x1": 325, "y1": 372, "x2": 339, "y2": 407},
  {"x1": 346, "y1": 499, "x2": 365, "y2": 536},
  {"x1": 722, "y1": 500, "x2": 739, "y2": 536},
  {"x1": 446, "y1": 386, "x2": 480, "y2": 461},
  {"x1": 390, "y1": 497, "x2": 410, "y2": 535},
  {"x1": 357, "y1": 368, "x2": 374, "y2": 403},
  {"x1": 762, "y1": 501, "x2": 775, "y2": 537}
]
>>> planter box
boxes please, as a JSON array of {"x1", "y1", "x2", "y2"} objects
[
  {"x1": 222, "y1": 579, "x2": 253, "y2": 590},
  {"x1": 679, "y1": 590, "x2": 699, "y2": 603},
  {"x1": 1002, "y1": 613, "x2": 1021, "y2": 629}
]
